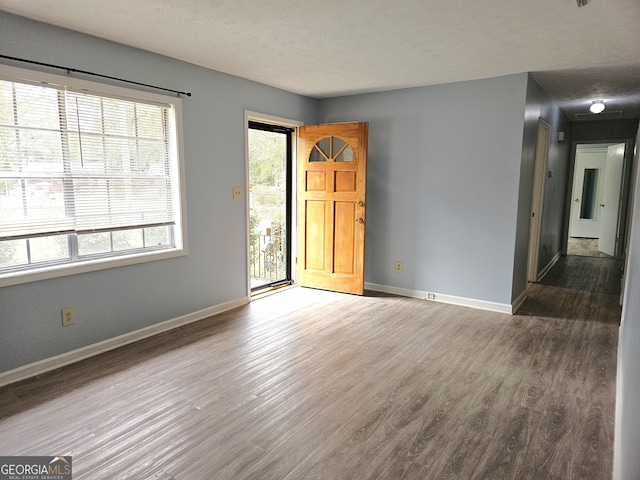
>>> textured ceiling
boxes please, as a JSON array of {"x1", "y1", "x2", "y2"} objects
[{"x1": 1, "y1": 0, "x2": 639, "y2": 120}]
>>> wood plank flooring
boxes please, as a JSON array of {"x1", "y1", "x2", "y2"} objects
[{"x1": 0, "y1": 255, "x2": 621, "y2": 479}]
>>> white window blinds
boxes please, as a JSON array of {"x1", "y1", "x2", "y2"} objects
[{"x1": 0, "y1": 78, "x2": 177, "y2": 240}]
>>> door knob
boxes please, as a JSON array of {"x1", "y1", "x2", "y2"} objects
[
  {"x1": 600, "y1": 204, "x2": 605, "y2": 207},
  {"x1": 355, "y1": 217, "x2": 365, "y2": 224},
  {"x1": 574, "y1": 198, "x2": 580, "y2": 202}
]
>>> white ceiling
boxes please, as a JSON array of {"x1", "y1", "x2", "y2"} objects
[{"x1": 1, "y1": 0, "x2": 639, "y2": 120}]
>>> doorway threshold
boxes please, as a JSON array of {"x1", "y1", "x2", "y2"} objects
[{"x1": 251, "y1": 282, "x2": 296, "y2": 299}]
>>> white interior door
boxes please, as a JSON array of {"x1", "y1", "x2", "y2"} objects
[
  {"x1": 598, "y1": 143, "x2": 625, "y2": 256},
  {"x1": 570, "y1": 147, "x2": 607, "y2": 238}
]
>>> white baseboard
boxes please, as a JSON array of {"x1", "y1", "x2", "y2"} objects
[
  {"x1": 537, "y1": 251, "x2": 561, "y2": 282},
  {"x1": 365, "y1": 282, "x2": 513, "y2": 314},
  {"x1": 511, "y1": 289, "x2": 528, "y2": 314},
  {"x1": 0, "y1": 296, "x2": 249, "y2": 388}
]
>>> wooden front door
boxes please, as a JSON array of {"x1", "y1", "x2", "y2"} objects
[{"x1": 297, "y1": 122, "x2": 368, "y2": 295}]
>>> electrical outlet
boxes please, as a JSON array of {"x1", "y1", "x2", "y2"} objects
[
  {"x1": 427, "y1": 293, "x2": 436, "y2": 301},
  {"x1": 233, "y1": 186, "x2": 242, "y2": 200},
  {"x1": 61, "y1": 307, "x2": 74, "y2": 326},
  {"x1": 395, "y1": 261, "x2": 403, "y2": 273}
]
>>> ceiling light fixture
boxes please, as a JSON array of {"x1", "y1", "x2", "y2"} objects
[{"x1": 590, "y1": 100, "x2": 605, "y2": 114}]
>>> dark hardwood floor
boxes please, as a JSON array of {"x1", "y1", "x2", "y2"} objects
[{"x1": 0, "y1": 255, "x2": 621, "y2": 479}]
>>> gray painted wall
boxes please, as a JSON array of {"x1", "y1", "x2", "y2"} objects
[
  {"x1": 615, "y1": 124, "x2": 640, "y2": 480},
  {"x1": 511, "y1": 75, "x2": 571, "y2": 301},
  {"x1": 0, "y1": 13, "x2": 318, "y2": 373},
  {"x1": 318, "y1": 75, "x2": 529, "y2": 306}
]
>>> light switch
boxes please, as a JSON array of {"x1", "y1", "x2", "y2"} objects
[{"x1": 233, "y1": 186, "x2": 242, "y2": 200}]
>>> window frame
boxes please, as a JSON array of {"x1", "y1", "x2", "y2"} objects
[{"x1": 0, "y1": 64, "x2": 188, "y2": 287}]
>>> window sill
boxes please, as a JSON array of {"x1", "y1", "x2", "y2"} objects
[{"x1": 0, "y1": 247, "x2": 188, "y2": 288}]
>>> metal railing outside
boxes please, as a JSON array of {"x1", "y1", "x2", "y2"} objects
[{"x1": 250, "y1": 231, "x2": 286, "y2": 288}]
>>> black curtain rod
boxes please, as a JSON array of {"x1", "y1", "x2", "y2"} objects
[{"x1": 0, "y1": 54, "x2": 192, "y2": 97}]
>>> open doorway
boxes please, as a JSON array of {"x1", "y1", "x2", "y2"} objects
[
  {"x1": 568, "y1": 142, "x2": 628, "y2": 258},
  {"x1": 527, "y1": 119, "x2": 551, "y2": 283},
  {"x1": 247, "y1": 120, "x2": 294, "y2": 293}
]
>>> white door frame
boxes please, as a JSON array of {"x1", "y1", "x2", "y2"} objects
[{"x1": 527, "y1": 118, "x2": 551, "y2": 283}]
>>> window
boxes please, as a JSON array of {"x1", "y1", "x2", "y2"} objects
[{"x1": 0, "y1": 65, "x2": 186, "y2": 286}]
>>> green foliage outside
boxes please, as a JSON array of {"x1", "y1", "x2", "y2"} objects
[{"x1": 248, "y1": 128, "x2": 287, "y2": 283}]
